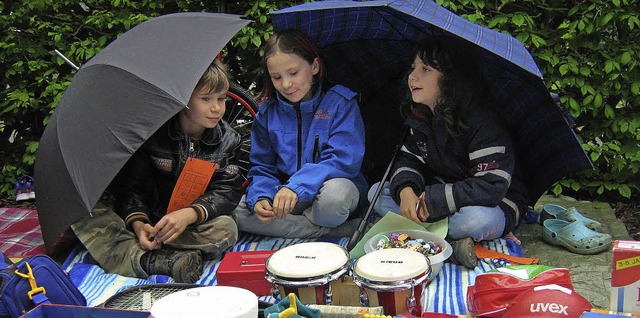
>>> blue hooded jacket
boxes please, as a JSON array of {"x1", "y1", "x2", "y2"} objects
[{"x1": 246, "y1": 84, "x2": 367, "y2": 210}]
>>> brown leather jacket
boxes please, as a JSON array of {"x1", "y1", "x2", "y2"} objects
[{"x1": 114, "y1": 116, "x2": 243, "y2": 230}]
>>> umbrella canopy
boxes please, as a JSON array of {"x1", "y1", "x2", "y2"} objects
[
  {"x1": 271, "y1": 0, "x2": 592, "y2": 207},
  {"x1": 35, "y1": 13, "x2": 250, "y2": 254}
]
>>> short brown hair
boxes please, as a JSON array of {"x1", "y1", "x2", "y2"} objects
[{"x1": 196, "y1": 59, "x2": 230, "y2": 95}]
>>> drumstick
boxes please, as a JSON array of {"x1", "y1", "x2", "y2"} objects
[
  {"x1": 347, "y1": 128, "x2": 409, "y2": 251},
  {"x1": 415, "y1": 192, "x2": 425, "y2": 215}
]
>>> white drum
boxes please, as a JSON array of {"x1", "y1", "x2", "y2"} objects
[
  {"x1": 150, "y1": 286, "x2": 258, "y2": 318},
  {"x1": 265, "y1": 242, "x2": 350, "y2": 305},
  {"x1": 353, "y1": 248, "x2": 431, "y2": 316}
]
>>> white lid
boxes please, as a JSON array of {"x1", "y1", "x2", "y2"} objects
[
  {"x1": 355, "y1": 248, "x2": 429, "y2": 282},
  {"x1": 266, "y1": 242, "x2": 348, "y2": 278},
  {"x1": 150, "y1": 286, "x2": 258, "y2": 318}
]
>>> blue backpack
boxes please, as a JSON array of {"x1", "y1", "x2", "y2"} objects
[{"x1": 0, "y1": 252, "x2": 86, "y2": 317}]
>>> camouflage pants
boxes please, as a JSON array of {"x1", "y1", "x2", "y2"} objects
[{"x1": 71, "y1": 202, "x2": 238, "y2": 278}]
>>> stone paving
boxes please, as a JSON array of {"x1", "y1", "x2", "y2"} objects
[{"x1": 518, "y1": 194, "x2": 632, "y2": 310}]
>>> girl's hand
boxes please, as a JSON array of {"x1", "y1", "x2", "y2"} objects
[
  {"x1": 399, "y1": 187, "x2": 423, "y2": 224},
  {"x1": 273, "y1": 187, "x2": 298, "y2": 218},
  {"x1": 254, "y1": 199, "x2": 276, "y2": 222},
  {"x1": 133, "y1": 221, "x2": 160, "y2": 251},
  {"x1": 151, "y1": 208, "x2": 198, "y2": 244}
]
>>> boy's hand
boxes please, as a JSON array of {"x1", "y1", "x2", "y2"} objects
[
  {"x1": 133, "y1": 221, "x2": 160, "y2": 251},
  {"x1": 152, "y1": 208, "x2": 197, "y2": 244},
  {"x1": 254, "y1": 199, "x2": 276, "y2": 222},
  {"x1": 273, "y1": 187, "x2": 298, "y2": 218}
]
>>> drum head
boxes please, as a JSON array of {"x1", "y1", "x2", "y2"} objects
[
  {"x1": 266, "y1": 242, "x2": 348, "y2": 279},
  {"x1": 355, "y1": 248, "x2": 429, "y2": 282}
]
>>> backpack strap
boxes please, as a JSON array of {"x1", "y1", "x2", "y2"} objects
[{"x1": 1, "y1": 251, "x2": 13, "y2": 270}]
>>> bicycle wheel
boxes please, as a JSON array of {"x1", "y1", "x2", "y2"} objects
[{"x1": 225, "y1": 82, "x2": 258, "y2": 179}]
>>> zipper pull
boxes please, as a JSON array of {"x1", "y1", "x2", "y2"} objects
[{"x1": 189, "y1": 140, "x2": 195, "y2": 157}]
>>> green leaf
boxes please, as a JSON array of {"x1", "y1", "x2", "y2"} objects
[
  {"x1": 620, "y1": 51, "x2": 632, "y2": 64},
  {"x1": 619, "y1": 184, "x2": 631, "y2": 198},
  {"x1": 632, "y1": 82, "x2": 640, "y2": 95},
  {"x1": 594, "y1": 94, "x2": 603, "y2": 107},
  {"x1": 600, "y1": 12, "x2": 615, "y2": 26},
  {"x1": 512, "y1": 15, "x2": 525, "y2": 26},
  {"x1": 604, "y1": 105, "x2": 615, "y2": 118},
  {"x1": 579, "y1": 67, "x2": 590, "y2": 76},
  {"x1": 553, "y1": 184, "x2": 562, "y2": 195},
  {"x1": 559, "y1": 64, "x2": 569, "y2": 75},
  {"x1": 604, "y1": 61, "x2": 614, "y2": 73},
  {"x1": 583, "y1": 95, "x2": 594, "y2": 105}
]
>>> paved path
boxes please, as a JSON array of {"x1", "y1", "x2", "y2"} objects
[{"x1": 517, "y1": 195, "x2": 631, "y2": 310}]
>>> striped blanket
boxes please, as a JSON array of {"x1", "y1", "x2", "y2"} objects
[{"x1": 62, "y1": 233, "x2": 522, "y2": 315}]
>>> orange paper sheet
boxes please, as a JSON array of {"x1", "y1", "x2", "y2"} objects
[{"x1": 166, "y1": 157, "x2": 217, "y2": 214}]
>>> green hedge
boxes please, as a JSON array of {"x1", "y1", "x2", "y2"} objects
[{"x1": 1, "y1": 0, "x2": 638, "y2": 202}]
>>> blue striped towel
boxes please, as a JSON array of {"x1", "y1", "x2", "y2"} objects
[{"x1": 62, "y1": 233, "x2": 521, "y2": 315}]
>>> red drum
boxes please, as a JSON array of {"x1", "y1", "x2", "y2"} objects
[
  {"x1": 265, "y1": 242, "x2": 350, "y2": 305},
  {"x1": 352, "y1": 248, "x2": 432, "y2": 316}
]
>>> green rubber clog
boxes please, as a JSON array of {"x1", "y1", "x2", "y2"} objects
[{"x1": 542, "y1": 219, "x2": 612, "y2": 255}]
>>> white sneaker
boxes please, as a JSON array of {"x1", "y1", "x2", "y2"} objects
[{"x1": 16, "y1": 192, "x2": 30, "y2": 201}]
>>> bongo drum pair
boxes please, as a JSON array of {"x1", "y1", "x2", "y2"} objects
[{"x1": 264, "y1": 242, "x2": 432, "y2": 316}]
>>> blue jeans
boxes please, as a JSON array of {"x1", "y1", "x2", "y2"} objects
[
  {"x1": 234, "y1": 178, "x2": 360, "y2": 238},
  {"x1": 369, "y1": 182, "x2": 505, "y2": 241}
]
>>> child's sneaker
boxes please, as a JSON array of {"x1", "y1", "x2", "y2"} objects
[{"x1": 14, "y1": 175, "x2": 35, "y2": 201}]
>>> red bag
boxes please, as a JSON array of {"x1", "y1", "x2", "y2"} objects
[{"x1": 466, "y1": 265, "x2": 574, "y2": 317}]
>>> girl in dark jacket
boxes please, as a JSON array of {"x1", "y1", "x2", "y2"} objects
[{"x1": 370, "y1": 36, "x2": 528, "y2": 268}]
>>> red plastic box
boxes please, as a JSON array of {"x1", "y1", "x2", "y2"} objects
[{"x1": 217, "y1": 250, "x2": 277, "y2": 296}]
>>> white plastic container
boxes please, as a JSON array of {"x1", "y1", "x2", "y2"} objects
[{"x1": 364, "y1": 229, "x2": 452, "y2": 279}]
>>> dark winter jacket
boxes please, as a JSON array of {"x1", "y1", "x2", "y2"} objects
[
  {"x1": 116, "y1": 116, "x2": 244, "y2": 230},
  {"x1": 389, "y1": 105, "x2": 529, "y2": 236}
]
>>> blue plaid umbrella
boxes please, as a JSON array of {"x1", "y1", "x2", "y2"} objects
[{"x1": 271, "y1": 0, "x2": 592, "y2": 206}]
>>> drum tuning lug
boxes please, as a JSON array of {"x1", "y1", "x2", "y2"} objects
[
  {"x1": 358, "y1": 288, "x2": 369, "y2": 307},
  {"x1": 406, "y1": 296, "x2": 417, "y2": 314},
  {"x1": 270, "y1": 285, "x2": 280, "y2": 299},
  {"x1": 324, "y1": 286, "x2": 333, "y2": 305}
]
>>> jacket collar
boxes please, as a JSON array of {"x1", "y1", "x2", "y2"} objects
[{"x1": 166, "y1": 115, "x2": 221, "y2": 145}]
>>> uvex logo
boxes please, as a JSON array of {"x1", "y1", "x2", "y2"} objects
[{"x1": 529, "y1": 303, "x2": 568, "y2": 315}]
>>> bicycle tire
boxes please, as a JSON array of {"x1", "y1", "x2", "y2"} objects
[{"x1": 225, "y1": 82, "x2": 258, "y2": 180}]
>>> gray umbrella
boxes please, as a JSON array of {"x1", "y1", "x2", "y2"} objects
[{"x1": 35, "y1": 12, "x2": 250, "y2": 254}]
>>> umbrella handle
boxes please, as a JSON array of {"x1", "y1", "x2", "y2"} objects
[{"x1": 346, "y1": 127, "x2": 408, "y2": 251}]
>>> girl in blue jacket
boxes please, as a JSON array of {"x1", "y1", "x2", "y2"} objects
[{"x1": 234, "y1": 29, "x2": 368, "y2": 238}]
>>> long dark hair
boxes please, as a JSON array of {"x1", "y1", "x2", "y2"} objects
[
  {"x1": 411, "y1": 36, "x2": 487, "y2": 137},
  {"x1": 258, "y1": 29, "x2": 327, "y2": 101}
]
